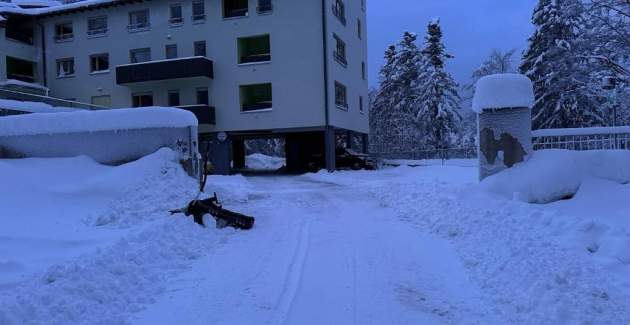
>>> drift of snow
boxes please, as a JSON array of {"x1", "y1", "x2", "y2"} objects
[
  {"x1": 481, "y1": 149, "x2": 630, "y2": 203},
  {"x1": 0, "y1": 98, "x2": 75, "y2": 114},
  {"x1": 0, "y1": 107, "x2": 198, "y2": 137},
  {"x1": 471, "y1": 73, "x2": 534, "y2": 113},
  {"x1": 245, "y1": 153, "x2": 285, "y2": 170}
]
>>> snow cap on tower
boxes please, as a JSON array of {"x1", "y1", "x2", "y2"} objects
[{"x1": 472, "y1": 73, "x2": 534, "y2": 113}]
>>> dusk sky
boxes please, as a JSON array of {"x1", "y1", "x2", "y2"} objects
[{"x1": 367, "y1": 0, "x2": 539, "y2": 88}]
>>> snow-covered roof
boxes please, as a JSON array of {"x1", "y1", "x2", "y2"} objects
[
  {"x1": 0, "y1": 106, "x2": 198, "y2": 137},
  {"x1": 11, "y1": 0, "x2": 61, "y2": 8},
  {"x1": 0, "y1": 0, "x2": 134, "y2": 18},
  {"x1": 472, "y1": 73, "x2": 534, "y2": 113}
]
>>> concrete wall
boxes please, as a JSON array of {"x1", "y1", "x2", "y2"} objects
[{"x1": 325, "y1": 0, "x2": 369, "y2": 134}]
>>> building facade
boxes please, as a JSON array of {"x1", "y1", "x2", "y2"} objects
[{"x1": 0, "y1": 0, "x2": 369, "y2": 173}]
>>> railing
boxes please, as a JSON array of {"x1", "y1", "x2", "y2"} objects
[
  {"x1": 532, "y1": 126, "x2": 630, "y2": 150},
  {"x1": 369, "y1": 145, "x2": 478, "y2": 161},
  {"x1": 224, "y1": 8, "x2": 248, "y2": 18},
  {"x1": 0, "y1": 88, "x2": 105, "y2": 110},
  {"x1": 87, "y1": 28, "x2": 108, "y2": 36}
]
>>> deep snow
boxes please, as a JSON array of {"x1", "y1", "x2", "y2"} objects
[{"x1": 1, "y1": 151, "x2": 629, "y2": 324}]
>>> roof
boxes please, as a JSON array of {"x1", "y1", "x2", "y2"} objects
[{"x1": 0, "y1": 0, "x2": 147, "y2": 19}]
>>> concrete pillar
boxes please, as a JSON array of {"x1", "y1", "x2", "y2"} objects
[
  {"x1": 232, "y1": 139, "x2": 246, "y2": 169},
  {"x1": 324, "y1": 126, "x2": 336, "y2": 172},
  {"x1": 362, "y1": 133, "x2": 369, "y2": 154},
  {"x1": 473, "y1": 74, "x2": 534, "y2": 181},
  {"x1": 211, "y1": 132, "x2": 232, "y2": 175}
]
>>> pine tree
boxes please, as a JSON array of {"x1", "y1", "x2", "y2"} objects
[
  {"x1": 370, "y1": 45, "x2": 402, "y2": 152},
  {"x1": 415, "y1": 19, "x2": 461, "y2": 150},
  {"x1": 521, "y1": 0, "x2": 606, "y2": 129}
]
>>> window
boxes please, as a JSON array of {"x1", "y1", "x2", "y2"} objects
[
  {"x1": 6, "y1": 56, "x2": 35, "y2": 83},
  {"x1": 240, "y1": 83, "x2": 272, "y2": 112},
  {"x1": 333, "y1": 34, "x2": 347, "y2": 66},
  {"x1": 130, "y1": 48, "x2": 151, "y2": 63},
  {"x1": 194, "y1": 41, "x2": 206, "y2": 56},
  {"x1": 128, "y1": 10, "x2": 150, "y2": 31},
  {"x1": 332, "y1": 0, "x2": 346, "y2": 25},
  {"x1": 238, "y1": 34, "x2": 271, "y2": 64},
  {"x1": 87, "y1": 16, "x2": 108, "y2": 36},
  {"x1": 56, "y1": 58, "x2": 75, "y2": 78},
  {"x1": 359, "y1": 96, "x2": 364, "y2": 113},
  {"x1": 168, "y1": 90, "x2": 180, "y2": 106},
  {"x1": 91, "y1": 95, "x2": 111, "y2": 107},
  {"x1": 357, "y1": 19, "x2": 362, "y2": 39},
  {"x1": 257, "y1": 0, "x2": 272, "y2": 14},
  {"x1": 192, "y1": 0, "x2": 205, "y2": 21},
  {"x1": 132, "y1": 92, "x2": 153, "y2": 107},
  {"x1": 169, "y1": 4, "x2": 183, "y2": 24},
  {"x1": 334, "y1": 82, "x2": 347, "y2": 109},
  {"x1": 196, "y1": 87, "x2": 209, "y2": 105},
  {"x1": 54, "y1": 22, "x2": 73, "y2": 42},
  {"x1": 361, "y1": 61, "x2": 366, "y2": 80},
  {"x1": 223, "y1": 0, "x2": 248, "y2": 18},
  {"x1": 165, "y1": 44, "x2": 178, "y2": 59},
  {"x1": 90, "y1": 53, "x2": 109, "y2": 73}
]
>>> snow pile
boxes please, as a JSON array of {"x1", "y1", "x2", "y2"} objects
[
  {"x1": 245, "y1": 153, "x2": 286, "y2": 170},
  {"x1": 0, "y1": 148, "x2": 226, "y2": 325},
  {"x1": 481, "y1": 149, "x2": 630, "y2": 203},
  {"x1": 0, "y1": 107, "x2": 198, "y2": 137},
  {"x1": 472, "y1": 73, "x2": 534, "y2": 113},
  {"x1": 204, "y1": 174, "x2": 253, "y2": 203},
  {"x1": 0, "y1": 79, "x2": 49, "y2": 91},
  {"x1": 0, "y1": 98, "x2": 75, "y2": 114}
]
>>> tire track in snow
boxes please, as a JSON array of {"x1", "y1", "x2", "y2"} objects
[{"x1": 270, "y1": 219, "x2": 311, "y2": 325}]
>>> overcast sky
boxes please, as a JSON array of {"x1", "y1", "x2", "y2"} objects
[{"x1": 366, "y1": 0, "x2": 539, "y2": 88}]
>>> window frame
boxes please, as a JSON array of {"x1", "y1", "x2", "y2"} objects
[
  {"x1": 194, "y1": 40, "x2": 207, "y2": 57},
  {"x1": 192, "y1": 0, "x2": 206, "y2": 22},
  {"x1": 169, "y1": 3, "x2": 184, "y2": 25},
  {"x1": 132, "y1": 92, "x2": 154, "y2": 107},
  {"x1": 359, "y1": 96, "x2": 364, "y2": 114},
  {"x1": 129, "y1": 47, "x2": 152, "y2": 63},
  {"x1": 56, "y1": 57, "x2": 75, "y2": 78},
  {"x1": 332, "y1": 0, "x2": 346, "y2": 25},
  {"x1": 196, "y1": 87, "x2": 209, "y2": 105},
  {"x1": 257, "y1": 0, "x2": 272, "y2": 14},
  {"x1": 89, "y1": 53, "x2": 109, "y2": 73},
  {"x1": 223, "y1": 0, "x2": 249, "y2": 19},
  {"x1": 240, "y1": 83, "x2": 273, "y2": 112},
  {"x1": 87, "y1": 16, "x2": 108, "y2": 37},
  {"x1": 334, "y1": 81, "x2": 348, "y2": 110},
  {"x1": 168, "y1": 90, "x2": 181, "y2": 107},
  {"x1": 128, "y1": 9, "x2": 151, "y2": 32},
  {"x1": 54, "y1": 22, "x2": 74, "y2": 42},
  {"x1": 237, "y1": 34, "x2": 271, "y2": 65},
  {"x1": 333, "y1": 34, "x2": 347, "y2": 67},
  {"x1": 165, "y1": 44, "x2": 178, "y2": 59}
]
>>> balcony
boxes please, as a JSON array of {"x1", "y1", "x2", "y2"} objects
[
  {"x1": 176, "y1": 105, "x2": 216, "y2": 125},
  {"x1": 116, "y1": 56, "x2": 213, "y2": 85}
]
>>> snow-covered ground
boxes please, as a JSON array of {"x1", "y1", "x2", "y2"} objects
[{"x1": 1, "y1": 151, "x2": 629, "y2": 324}]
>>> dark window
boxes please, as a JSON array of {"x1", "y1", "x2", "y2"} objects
[
  {"x1": 56, "y1": 58, "x2": 75, "y2": 77},
  {"x1": 192, "y1": 0, "x2": 205, "y2": 21},
  {"x1": 169, "y1": 4, "x2": 183, "y2": 24},
  {"x1": 90, "y1": 53, "x2": 109, "y2": 72},
  {"x1": 88, "y1": 16, "x2": 108, "y2": 36},
  {"x1": 257, "y1": 0, "x2": 272, "y2": 14},
  {"x1": 238, "y1": 34, "x2": 271, "y2": 64},
  {"x1": 357, "y1": 19, "x2": 362, "y2": 39},
  {"x1": 223, "y1": 0, "x2": 248, "y2": 18},
  {"x1": 194, "y1": 41, "x2": 207, "y2": 56},
  {"x1": 6, "y1": 56, "x2": 35, "y2": 83},
  {"x1": 334, "y1": 82, "x2": 347, "y2": 109},
  {"x1": 165, "y1": 44, "x2": 178, "y2": 59},
  {"x1": 132, "y1": 92, "x2": 153, "y2": 107},
  {"x1": 240, "y1": 83, "x2": 272, "y2": 112},
  {"x1": 168, "y1": 90, "x2": 181, "y2": 106},
  {"x1": 130, "y1": 48, "x2": 151, "y2": 63},
  {"x1": 361, "y1": 62, "x2": 366, "y2": 80},
  {"x1": 196, "y1": 87, "x2": 209, "y2": 105},
  {"x1": 332, "y1": 0, "x2": 345, "y2": 25},
  {"x1": 5, "y1": 19, "x2": 34, "y2": 44},
  {"x1": 333, "y1": 34, "x2": 347, "y2": 66},
  {"x1": 54, "y1": 22, "x2": 73, "y2": 42},
  {"x1": 359, "y1": 96, "x2": 364, "y2": 113},
  {"x1": 128, "y1": 10, "x2": 150, "y2": 31}
]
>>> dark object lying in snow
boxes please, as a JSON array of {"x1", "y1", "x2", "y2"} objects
[{"x1": 170, "y1": 193, "x2": 255, "y2": 230}]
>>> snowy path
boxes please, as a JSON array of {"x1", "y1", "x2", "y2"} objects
[{"x1": 132, "y1": 176, "x2": 488, "y2": 325}]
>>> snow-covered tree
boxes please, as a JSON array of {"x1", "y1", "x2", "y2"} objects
[
  {"x1": 520, "y1": 0, "x2": 606, "y2": 129},
  {"x1": 415, "y1": 19, "x2": 461, "y2": 150}
]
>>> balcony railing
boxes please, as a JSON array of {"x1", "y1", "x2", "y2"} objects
[
  {"x1": 116, "y1": 56, "x2": 213, "y2": 84},
  {"x1": 87, "y1": 28, "x2": 108, "y2": 36},
  {"x1": 240, "y1": 53, "x2": 271, "y2": 64},
  {"x1": 176, "y1": 105, "x2": 216, "y2": 125},
  {"x1": 7, "y1": 73, "x2": 35, "y2": 83},
  {"x1": 168, "y1": 17, "x2": 183, "y2": 24}
]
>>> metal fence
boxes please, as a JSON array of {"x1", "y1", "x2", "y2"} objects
[
  {"x1": 369, "y1": 145, "x2": 478, "y2": 161},
  {"x1": 532, "y1": 126, "x2": 630, "y2": 151}
]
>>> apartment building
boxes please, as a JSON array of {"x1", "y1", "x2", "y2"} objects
[{"x1": 0, "y1": 0, "x2": 369, "y2": 174}]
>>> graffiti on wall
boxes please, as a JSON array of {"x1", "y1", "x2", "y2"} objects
[{"x1": 479, "y1": 128, "x2": 526, "y2": 168}]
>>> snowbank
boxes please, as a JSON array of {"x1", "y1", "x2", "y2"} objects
[
  {"x1": 472, "y1": 73, "x2": 534, "y2": 113},
  {"x1": 0, "y1": 98, "x2": 74, "y2": 114},
  {"x1": 0, "y1": 107, "x2": 198, "y2": 136},
  {"x1": 481, "y1": 149, "x2": 630, "y2": 203}
]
